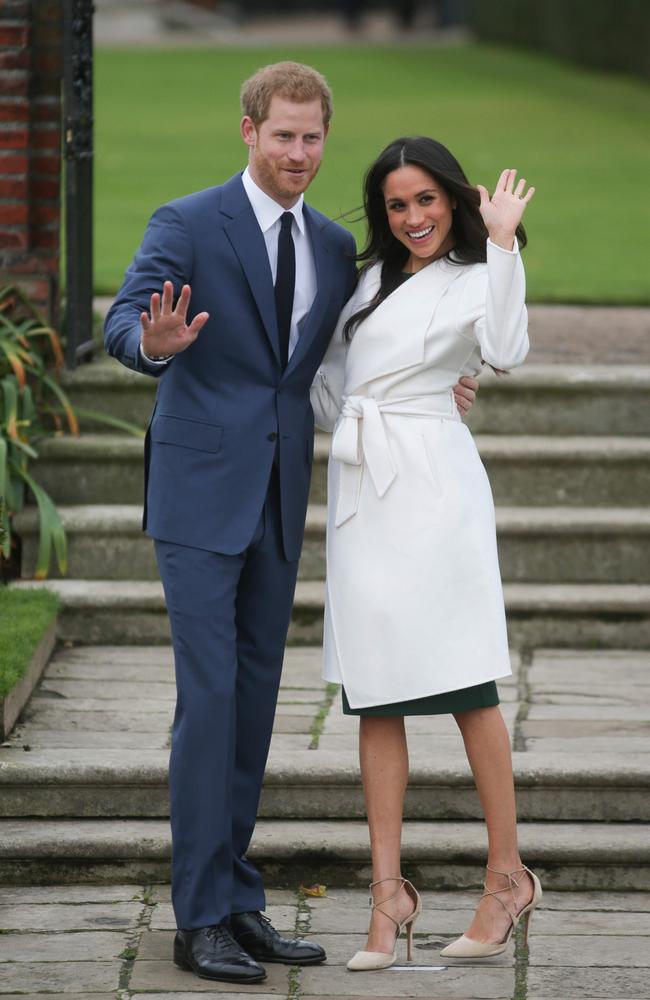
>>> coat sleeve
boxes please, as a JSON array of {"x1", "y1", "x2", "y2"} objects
[
  {"x1": 463, "y1": 239, "x2": 529, "y2": 371},
  {"x1": 310, "y1": 256, "x2": 365, "y2": 432},
  {"x1": 103, "y1": 204, "x2": 193, "y2": 378},
  {"x1": 310, "y1": 303, "x2": 351, "y2": 432}
]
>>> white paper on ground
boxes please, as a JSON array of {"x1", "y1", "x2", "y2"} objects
[{"x1": 388, "y1": 965, "x2": 447, "y2": 971}]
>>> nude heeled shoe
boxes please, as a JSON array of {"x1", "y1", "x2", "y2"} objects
[
  {"x1": 440, "y1": 864, "x2": 543, "y2": 959},
  {"x1": 347, "y1": 876, "x2": 422, "y2": 971}
]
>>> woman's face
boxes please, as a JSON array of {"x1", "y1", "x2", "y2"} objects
[{"x1": 382, "y1": 165, "x2": 455, "y2": 271}]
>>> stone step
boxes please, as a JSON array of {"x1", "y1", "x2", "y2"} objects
[
  {"x1": 63, "y1": 357, "x2": 650, "y2": 437},
  {"x1": 62, "y1": 355, "x2": 153, "y2": 431},
  {"x1": 1, "y1": 817, "x2": 648, "y2": 889},
  {"x1": 14, "y1": 504, "x2": 650, "y2": 583},
  {"x1": 32, "y1": 433, "x2": 650, "y2": 506},
  {"x1": 10, "y1": 579, "x2": 650, "y2": 648},
  {"x1": 1, "y1": 749, "x2": 648, "y2": 823},
  {"x1": 464, "y1": 364, "x2": 650, "y2": 436}
]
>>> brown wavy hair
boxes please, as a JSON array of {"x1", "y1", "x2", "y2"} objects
[
  {"x1": 240, "y1": 61, "x2": 333, "y2": 127},
  {"x1": 344, "y1": 136, "x2": 527, "y2": 341}
]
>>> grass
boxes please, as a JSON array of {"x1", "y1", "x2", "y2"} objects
[
  {"x1": 309, "y1": 682, "x2": 340, "y2": 749},
  {"x1": 95, "y1": 43, "x2": 650, "y2": 303},
  {"x1": 0, "y1": 587, "x2": 59, "y2": 698}
]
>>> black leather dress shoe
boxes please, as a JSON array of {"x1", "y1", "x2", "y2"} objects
[
  {"x1": 230, "y1": 910, "x2": 326, "y2": 965},
  {"x1": 173, "y1": 923, "x2": 266, "y2": 983}
]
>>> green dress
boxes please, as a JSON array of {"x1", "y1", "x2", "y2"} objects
[
  {"x1": 342, "y1": 680, "x2": 500, "y2": 716},
  {"x1": 341, "y1": 269, "x2": 501, "y2": 718}
]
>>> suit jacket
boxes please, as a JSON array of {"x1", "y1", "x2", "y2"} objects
[{"x1": 104, "y1": 172, "x2": 358, "y2": 560}]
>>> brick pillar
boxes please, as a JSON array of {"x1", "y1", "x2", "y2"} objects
[{"x1": 0, "y1": 0, "x2": 62, "y2": 326}]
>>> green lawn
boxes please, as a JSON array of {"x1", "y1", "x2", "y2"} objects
[
  {"x1": 0, "y1": 588, "x2": 59, "y2": 698},
  {"x1": 95, "y1": 44, "x2": 650, "y2": 303}
]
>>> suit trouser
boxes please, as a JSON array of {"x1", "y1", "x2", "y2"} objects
[{"x1": 154, "y1": 468, "x2": 300, "y2": 930}]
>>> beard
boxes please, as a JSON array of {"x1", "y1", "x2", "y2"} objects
[{"x1": 252, "y1": 150, "x2": 320, "y2": 203}]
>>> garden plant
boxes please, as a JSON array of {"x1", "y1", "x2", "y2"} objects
[{"x1": 0, "y1": 285, "x2": 73, "y2": 580}]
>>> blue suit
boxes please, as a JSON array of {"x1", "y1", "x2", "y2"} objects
[{"x1": 105, "y1": 173, "x2": 357, "y2": 928}]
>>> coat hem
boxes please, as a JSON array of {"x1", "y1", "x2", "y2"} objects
[{"x1": 330, "y1": 665, "x2": 513, "y2": 711}]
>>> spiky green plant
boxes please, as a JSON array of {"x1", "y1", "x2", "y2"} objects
[
  {"x1": 0, "y1": 286, "x2": 144, "y2": 579},
  {"x1": 0, "y1": 285, "x2": 75, "y2": 578}
]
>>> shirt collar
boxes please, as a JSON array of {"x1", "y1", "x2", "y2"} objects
[{"x1": 242, "y1": 166, "x2": 306, "y2": 236}]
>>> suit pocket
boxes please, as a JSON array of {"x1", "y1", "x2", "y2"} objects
[
  {"x1": 151, "y1": 414, "x2": 223, "y2": 454},
  {"x1": 420, "y1": 432, "x2": 444, "y2": 499}
]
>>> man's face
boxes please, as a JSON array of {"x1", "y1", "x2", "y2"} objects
[{"x1": 241, "y1": 96, "x2": 328, "y2": 207}]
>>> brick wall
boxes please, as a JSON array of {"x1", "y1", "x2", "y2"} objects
[{"x1": 0, "y1": 0, "x2": 62, "y2": 325}]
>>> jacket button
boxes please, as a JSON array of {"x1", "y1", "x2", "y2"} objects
[{"x1": 267, "y1": 432, "x2": 277, "y2": 441}]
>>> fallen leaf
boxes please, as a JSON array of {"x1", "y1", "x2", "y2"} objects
[{"x1": 301, "y1": 884, "x2": 327, "y2": 897}]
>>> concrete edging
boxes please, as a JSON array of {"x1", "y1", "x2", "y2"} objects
[{"x1": 0, "y1": 620, "x2": 57, "y2": 741}]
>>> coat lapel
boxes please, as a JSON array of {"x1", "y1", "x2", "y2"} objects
[
  {"x1": 220, "y1": 174, "x2": 281, "y2": 366},
  {"x1": 344, "y1": 258, "x2": 465, "y2": 393},
  {"x1": 282, "y1": 204, "x2": 332, "y2": 377}
]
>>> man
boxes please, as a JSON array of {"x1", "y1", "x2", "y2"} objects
[{"x1": 105, "y1": 61, "x2": 477, "y2": 985}]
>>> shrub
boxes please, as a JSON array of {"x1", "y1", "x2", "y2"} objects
[{"x1": 0, "y1": 285, "x2": 76, "y2": 579}]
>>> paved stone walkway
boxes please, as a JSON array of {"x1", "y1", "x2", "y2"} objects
[
  {"x1": 7, "y1": 643, "x2": 650, "y2": 756},
  {"x1": 1, "y1": 881, "x2": 649, "y2": 997},
  {"x1": 3, "y1": 643, "x2": 650, "y2": 994},
  {"x1": 94, "y1": 0, "x2": 466, "y2": 48}
]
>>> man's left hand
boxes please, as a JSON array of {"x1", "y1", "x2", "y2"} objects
[{"x1": 453, "y1": 376, "x2": 479, "y2": 417}]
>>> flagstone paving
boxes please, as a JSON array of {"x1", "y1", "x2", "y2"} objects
[
  {"x1": 1, "y1": 883, "x2": 649, "y2": 998},
  {"x1": 6, "y1": 644, "x2": 650, "y2": 760},
  {"x1": 2, "y1": 641, "x2": 650, "y2": 995}
]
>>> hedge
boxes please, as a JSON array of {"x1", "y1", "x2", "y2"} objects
[{"x1": 469, "y1": 0, "x2": 650, "y2": 79}]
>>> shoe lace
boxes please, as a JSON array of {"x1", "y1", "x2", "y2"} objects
[
  {"x1": 205, "y1": 923, "x2": 236, "y2": 947},
  {"x1": 482, "y1": 865, "x2": 529, "y2": 921},
  {"x1": 257, "y1": 912, "x2": 282, "y2": 939},
  {"x1": 251, "y1": 910, "x2": 292, "y2": 944}
]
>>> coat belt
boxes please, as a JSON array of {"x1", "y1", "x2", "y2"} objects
[{"x1": 331, "y1": 391, "x2": 458, "y2": 526}]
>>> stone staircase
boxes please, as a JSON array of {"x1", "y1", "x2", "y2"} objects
[
  {"x1": 3, "y1": 342, "x2": 650, "y2": 887},
  {"x1": 11, "y1": 358, "x2": 650, "y2": 647}
]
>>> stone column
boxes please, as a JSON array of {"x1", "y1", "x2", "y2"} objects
[{"x1": 0, "y1": 0, "x2": 62, "y2": 326}]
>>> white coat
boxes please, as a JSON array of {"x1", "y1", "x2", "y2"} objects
[{"x1": 310, "y1": 239, "x2": 529, "y2": 709}]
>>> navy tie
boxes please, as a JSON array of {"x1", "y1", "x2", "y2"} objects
[{"x1": 275, "y1": 211, "x2": 295, "y2": 369}]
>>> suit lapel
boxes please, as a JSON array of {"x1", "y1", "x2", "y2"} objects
[
  {"x1": 283, "y1": 205, "x2": 332, "y2": 377},
  {"x1": 221, "y1": 174, "x2": 281, "y2": 366}
]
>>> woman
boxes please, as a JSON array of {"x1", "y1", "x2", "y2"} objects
[{"x1": 310, "y1": 137, "x2": 542, "y2": 970}]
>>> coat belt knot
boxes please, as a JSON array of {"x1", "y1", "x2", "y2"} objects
[{"x1": 331, "y1": 391, "x2": 457, "y2": 527}]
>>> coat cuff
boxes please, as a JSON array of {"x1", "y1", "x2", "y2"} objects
[{"x1": 487, "y1": 236, "x2": 519, "y2": 256}]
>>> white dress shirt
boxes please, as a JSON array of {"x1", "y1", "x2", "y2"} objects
[
  {"x1": 241, "y1": 166, "x2": 317, "y2": 360},
  {"x1": 141, "y1": 167, "x2": 317, "y2": 367}
]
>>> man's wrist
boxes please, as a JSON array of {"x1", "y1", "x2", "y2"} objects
[{"x1": 140, "y1": 341, "x2": 172, "y2": 364}]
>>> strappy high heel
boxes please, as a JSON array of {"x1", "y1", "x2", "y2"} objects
[
  {"x1": 440, "y1": 863, "x2": 542, "y2": 959},
  {"x1": 347, "y1": 876, "x2": 422, "y2": 971}
]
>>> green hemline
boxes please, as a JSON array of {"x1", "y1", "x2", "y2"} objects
[{"x1": 342, "y1": 680, "x2": 500, "y2": 716}]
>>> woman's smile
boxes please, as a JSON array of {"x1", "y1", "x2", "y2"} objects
[
  {"x1": 406, "y1": 223, "x2": 435, "y2": 243},
  {"x1": 383, "y1": 164, "x2": 455, "y2": 271}
]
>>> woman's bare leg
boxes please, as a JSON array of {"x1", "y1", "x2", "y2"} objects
[
  {"x1": 453, "y1": 705, "x2": 535, "y2": 942},
  {"x1": 358, "y1": 715, "x2": 417, "y2": 953}
]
